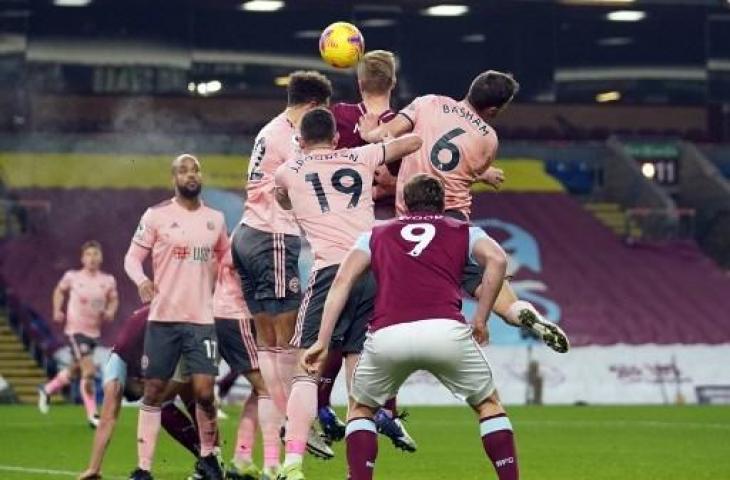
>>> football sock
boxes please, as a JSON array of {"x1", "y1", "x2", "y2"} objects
[
  {"x1": 345, "y1": 418, "x2": 378, "y2": 480},
  {"x1": 317, "y1": 349, "x2": 343, "y2": 409},
  {"x1": 480, "y1": 414, "x2": 519, "y2": 480},
  {"x1": 196, "y1": 403, "x2": 219, "y2": 457},
  {"x1": 137, "y1": 404, "x2": 162, "y2": 471},
  {"x1": 275, "y1": 347, "x2": 299, "y2": 398},
  {"x1": 258, "y1": 394, "x2": 283, "y2": 469},
  {"x1": 258, "y1": 348, "x2": 288, "y2": 414},
  {"x1": 161, "y1": 402, "x2": 199, "y2": 455},
  {"x1": 44, "y1": 369, "x2": 70, "y2": 395},
  {"x1": 283, "y1": 375, "x2": 318, "y2": 467},
  {"x1": 234, "y1": 392, "x2": 259, "y2": 466},
  {"x1": 80, "y1": 376, "x2": 97, "y2": 418}
]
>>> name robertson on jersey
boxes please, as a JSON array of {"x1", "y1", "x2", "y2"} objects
[
  {"x1": 441, "y1": 104, "x2": 491, "y2": 136},
  {"x1": 288, "y1": 151, "x2": 360, "y2": 174}
]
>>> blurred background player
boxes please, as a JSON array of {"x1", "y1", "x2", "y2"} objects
[
  {"x1": 213, "y1": 247, "x2": 281, "y2": 480},
  {"x1": 273, "y1": 107, "x2": 422, "y2": 480},
  {"x1": 232, "y1": 71, "x2": 333, "y2": 421},
  {"x1": 38, "y1": 240, "x2": 118, "y2": 428},
  {"x1": 77, "y1": 305, "x2": 200, "y2": 480},
  {"x1": 124, "y1": 154, "x2": 228, "y2": 480},
  {"x1": 360, "y1": 70, "x2": 568, "y2": 354},
  {"x1": 304, "y1": 174, "x2": 519, "y2": 480}
]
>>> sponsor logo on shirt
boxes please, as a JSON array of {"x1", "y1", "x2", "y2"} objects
[
  {"x1": 172, "y1": 245, "x2": 213, "y2": 262},
  {"x1": 207, "y1": 221, "x2": 215, "y2": 231}
]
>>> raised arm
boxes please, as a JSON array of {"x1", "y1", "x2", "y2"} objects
[
  {"x1": 359, "y1": 113, "x2": 414, "y2": 144},
  {"x1": 469, "y1": 229, "x2": 508, "y2": 344},
  {"x1": 382, "y1": 133, "x2": 423, "y2": 164}
]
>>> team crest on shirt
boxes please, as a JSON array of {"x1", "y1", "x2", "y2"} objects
[
  {"x1": 134, "y1": 222, "x2": 146, "y2": 239},
  {"x1": 207, "y1": 221, "x2": 215, "y2": 231},
  {"x1": 289, "y1": 277, "x2": 300, "y2": 293}
]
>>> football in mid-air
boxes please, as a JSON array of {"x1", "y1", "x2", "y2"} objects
[{"x1": 319, "y1": 21, "x2": 364, "y2": 69}]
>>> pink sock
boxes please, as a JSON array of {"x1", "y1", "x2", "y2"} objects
[
  {"x1": 258, "y1": 394, "x2": 283, "y2": 469},
  {"x1": 284, "y1": 375, "x2": 318, "y2": 465},
  {"x1": 346, "y1": 418, "x2": 378, "y2": 480},
  {"x1": 196, "y1": 404, "x2": 219, "y2": 457},
  {"x1": 80, "y1": 377, "x2": 97, "y2": 417},
  {"x1": 276, "y1": 348, "x2": 299, "y2": 398},
  {"x1": 481, "y1": 414, "x2": 519, "y2": 480},
  {"x1": 44, "y1": 369, "x2": 70, "y2": 395},
  {"x1": 258, "y1": 348, "x2": 288, "y2": 414},
  {"x1": 234, "y1": 393, "x2": 259, "y2": 464},
  {"x1": 137, "y1": 404, "x2": 162, "y2": 471}
]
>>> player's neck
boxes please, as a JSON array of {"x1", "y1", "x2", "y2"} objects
[
  {"x1": 285, "y1": 106, "x2": 308, "y2": 128},
  {"x1": 463, "y1": 99, "x2": 488, "y2": 121},
  {"x1": 82, "y1": 267, "x2": 99, "y2": 275},
  {"x1": 361, "y1": 94, "x2": 391, "y2": 115},
  {"x1": 175, "y1": 195, "x2": 201, "y2": 211},
  {"x1": 303, "y1": 142, "x2": 334, "y2": 153}
]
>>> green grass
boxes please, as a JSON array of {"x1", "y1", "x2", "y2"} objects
[{"x1": 0, "y1": 405, "x2": 729, "y2": 479}]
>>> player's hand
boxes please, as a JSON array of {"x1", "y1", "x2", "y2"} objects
[
  {"x1": 358, "y1": 112, "x2": 380, "y2": 143},
  {"x1": 479, "y1": 167, "x2": 505, "y2": 190},
  {"x1": 53, "y1": 310, "x2": 65, "y2": 323},
  {"x1": 472, "y1": 320, "x2": 489, "y2": 346},
  {"x1": 301, "y1": 341, "x2": 328, "y2": 376},
  {"x1": 102, "y1": 309, "x2": 114, "y2": 322},
  {"x1": 137, "y1": 279, "x2": 156, "y2": 304}
]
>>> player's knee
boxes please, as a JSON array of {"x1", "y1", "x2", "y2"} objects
[{"x1": 143, "y1": 380, "x2": 166, "y2": 405}]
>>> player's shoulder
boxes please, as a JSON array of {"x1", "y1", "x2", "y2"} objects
[
  {"x1": 99, "y1": 271, "x2": 116, "y2": 282},
  {"x1": 149, "y1": 198, "x2": 174, "y2": 211},
  {"x1": 262, "y1": 113, "x2": 292, "y2": 135},
  {"x1": 201, "y1": 204, "x2": 226, "y2": 222},
  {"x1": 62, "y1": 269, "x2": 80, "y2": 278}
]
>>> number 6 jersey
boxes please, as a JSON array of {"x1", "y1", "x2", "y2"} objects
[
  {"x1": 395, "y1": 95, "x2": 499, "y2": 220},
  {"x1": 274, "y1": 143, "x2": 385, "y2": 271}
]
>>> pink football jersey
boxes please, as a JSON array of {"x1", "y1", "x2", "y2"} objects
[
  {"x1": 275, "y1": 143, "x2": 384, "y2": 271},
  {"x1": 395, "y1": 95, "x2": 498, "y2": 219},
  {"x1": 131, "y1": 198, "x2": 228, "y2": 325},
  {"x1": 58, "y1": 269, "x2": 117, "y2": 338},
  {"x1": 213, "y1": 247, "x2": 251, "y2": 320},
  {"x1": 243, "y1": 113, "x2": 300, "y2": 235}
]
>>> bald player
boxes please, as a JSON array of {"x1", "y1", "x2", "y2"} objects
[
  {"x1": 360, "y1": 70, "x2": 569, "y2": 353},
  {"x1": 125, "y1": 154, "x2": 228, "y2": 480}
]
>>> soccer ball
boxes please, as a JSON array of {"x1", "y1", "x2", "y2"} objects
[{"x1": 319, "y1": 22, "x2": 364, "y2": 69}]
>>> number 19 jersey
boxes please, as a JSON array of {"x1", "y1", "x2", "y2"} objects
[
  {"x1": 275, "y1": 143, "x2": 385, "y2": 271},
  {"x1": 396, "y1": 95, "x2": 499, "y2": 219}
]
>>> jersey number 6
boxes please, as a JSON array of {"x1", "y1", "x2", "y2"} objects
[{"x1": 430, "y1": 128, "x2": 466, "y2": 172}]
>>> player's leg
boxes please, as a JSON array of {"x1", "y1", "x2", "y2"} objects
[
  {"x1": 316, "y1": 351, "x2": 346, "y2": 443},
  {"x1": 160, "y1": 380, "x2": 200, "y2": 456},
  {"x1": 466, "y1": 265, "x2": 569, "y2": 353},
  {"x1": 271, "y1": 232, "x2": 303, "y2": 401},
  {"x1": 232, "y1": 226, "x2": 290, "y2": 414},
  {"x1": 345, "y1": 325, "x2": 414, "y2": 480},
  {"x1": 78, "y1": 342, "x2": 99, "y2": 427},
  {"x1": 473, "y1": 392, "x2": 519, "y2": 480},
  {"x1": 78, "y1": 353, "x2": 127, "y2": 479},
  {"x1": 39, "y1": 336, "x2": 81, "y2": 413},
  {"x1": 130, "y1": 322, "x2": 181, "y2": 479},
  {"x1": 185, "y1": 323, "x2": 223, "y2": 479},
  {"x1": 428, "y1": 319, "x2": 519, "y2": 480},
  {"x1": 216, "y1": 317, "x2": 266, "y2": 479}
]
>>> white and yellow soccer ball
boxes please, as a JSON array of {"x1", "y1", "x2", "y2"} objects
[{"x1": 319, "y1": 21, "x2": 364, "y2": 69}]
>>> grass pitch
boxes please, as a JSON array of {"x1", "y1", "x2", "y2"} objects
[{"x1": 0, "y1": 404, "x2": 728, "y2": 479}]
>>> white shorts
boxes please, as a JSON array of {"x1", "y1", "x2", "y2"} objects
[{"x1": 351, "y1": 319, "x2": 496, "y2": 408}]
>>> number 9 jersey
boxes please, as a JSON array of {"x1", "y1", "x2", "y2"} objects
[
  {"x1": 355, "y1": 213, "x2": 488, "y2": 332},
  {"x1": 395, "y1": 95, "x2": 499, "y2": 220},
  {"x1": 274, "y1": 142, "x2": 385, "y2": 271}
]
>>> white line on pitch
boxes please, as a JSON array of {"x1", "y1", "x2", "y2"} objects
[{"x1": 0, "y1": 465, "x2": 126, "y2": 479}]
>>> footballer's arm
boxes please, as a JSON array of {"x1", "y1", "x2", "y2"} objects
[
  {"x1": 382, "y1": 133, "x2": 422, "y2": 164},
  {"x1": 360, "y1": 113, "x2": 413, "y2": 144}
]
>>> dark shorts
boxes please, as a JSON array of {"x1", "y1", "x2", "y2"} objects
[
  {"x1": 232, "y1": 223, "x2": 302, "y2": 316},
  {"x1": 142, "y1": 322, "x2": 219, "y2": 380},
  {"x1": 68, "y1": 333, "x2": 98, "y2": 361},
  {"x1": 291, "y1": 264, "x2": 375, "y2": 354},
  {"x1": 215, "y1": 317, "x2": 259, "y2": 374}
]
